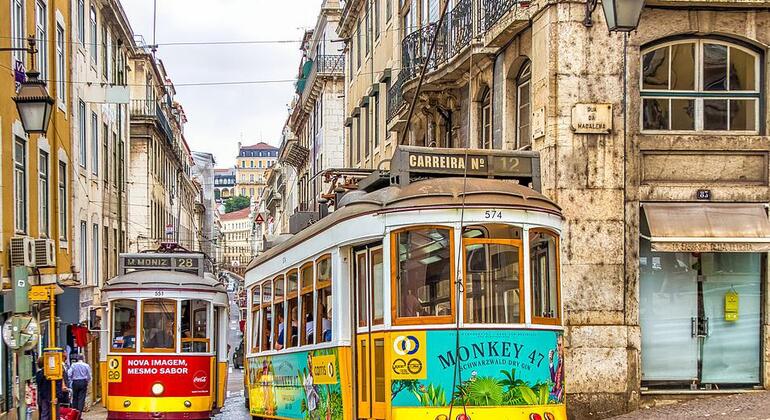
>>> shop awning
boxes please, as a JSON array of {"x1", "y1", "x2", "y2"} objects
[{"x1": 642, "y1": 203, "x2": 770, "y2": 252}]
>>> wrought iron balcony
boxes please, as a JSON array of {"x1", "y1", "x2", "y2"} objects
[
  {"x1": 389, "y1": 0, "x2": 528, "y2": 122},
  {"x1": 129, "y1": 99, "x2": 175, "y2": 144},
  {"x1": 316, "y1": 54, "x2": 345, "y2": 75}
]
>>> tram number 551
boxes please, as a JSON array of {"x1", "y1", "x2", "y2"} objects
[{"x1": 484, "y1": 210, "x2": 503, "y2": 219}]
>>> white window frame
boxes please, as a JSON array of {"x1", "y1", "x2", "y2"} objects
[
  {"x1": 39, "y1": 150, "x2": 50, "y2": 238},
  {"x1": 80, "y1": 221, "x2": 88, "y2": 284},
  {"x1": 77, "y1": 0, "x2": 85, "y2": 45},
  {"x1": 58, "y1": 161, "x2": 67, "y2": 240},
  {"x1": 79, "y1": 100, "x2": 87, "y2": 167},
  {"x1": 35, "y1": 0, "x2": 48, "y2": 80},
  {"x1": 56, "y1": 23, "x2": 66, "y2": 107},
  {"x1": 11, "y1": 0, "x2": 25, "y2": 66},
  {"x1": 89, "y1": 5, "x2": 97, "y2": 65},
  {"x1": 91, "y1": 111, "x2": 99, "y2": 175},
  {"x1": 93, "y1": 223, "x2": 100, "y2": 286},
  {"x1": 640, "y1": 38, "x2": 761, "y2": 135},
  {"x1": 14, "y1": 137, "x2": 27, "y2": 234},
  {"x1": 516, "y1": 62, "x2": 531, "y2": 149}
]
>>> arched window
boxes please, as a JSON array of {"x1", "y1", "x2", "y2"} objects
[
  {"x1": 516, "y1": 61, "x2": 532, "y2": 148},
  {"x1": 480, "y1": 88, "x2": 492, "y2": 149},
  {"x1": 641, "y1": 38, "x2": 760, "y2": 133}
]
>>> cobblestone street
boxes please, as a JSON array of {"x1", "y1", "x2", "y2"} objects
[
  {"x1": 609, "y1": 392, "x2": 770, "y2": 420},
  {"x1": 212, "y1": 367, "x2": 250, "y2": 420}
]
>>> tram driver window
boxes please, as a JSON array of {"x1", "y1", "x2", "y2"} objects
[
  {"x1": 394, "y1": 227, "x2": 453, "y2": 322},
  {"x1": 463, "y1": 224, "x2": 523, "y2": 324},
  {"x1": 111, "y1": 300, "x2": 137, "y2": 351},
  {"x1": 272, "y1": 276, "x2": 285, "y2": 350},
  {"x1": 142, "y1": 299, "x2": 177, "y2": 352},
  {"x1": 181, "y1": 299, "x2": 210, "y2": 352},
  {"x1": 286, "y1": 270, "x2": 299, "y2": 349},
  {"x1": 530, "y1": 230, "x2": 560, "y2": 323}
]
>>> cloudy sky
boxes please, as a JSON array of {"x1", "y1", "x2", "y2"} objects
[{"x1": 122, "y1": 0, "x2": 322, "y2": 167}]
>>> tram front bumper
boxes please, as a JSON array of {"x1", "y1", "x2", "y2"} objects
[{"x1": 106, "y1": 396, "x2": 212, "y2": 420}]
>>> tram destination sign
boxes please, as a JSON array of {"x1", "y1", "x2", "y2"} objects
[
  {"x1": 390, "y1": 146, "x2": 541, "y2": 190},
  {"x1": 119, "y1": 253, "x2": 204, "y2": 276}
]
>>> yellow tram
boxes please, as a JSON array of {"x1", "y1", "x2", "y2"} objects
[
  {"x1": 244, "y1": 147, "x2": 566, "y2": 420},
  {"x1": 99, "y1": 249, "x2": 230, "y2": 419}
]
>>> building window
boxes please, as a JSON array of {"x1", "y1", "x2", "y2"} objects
[
  {"x1": 14, "y1": 138, "x2": 26, "y2": 233},
  {"x1": 365, "y1": 8, "x2": 371, "y2": 56},
  {"x1": 516, "y1": 61, "x2": 531, "y2": 148},
  {"x1": 356, "y1": 18, "x2": 362, "y2": 68},
  {"x1": 59, "y1": 162, "x2": 67, "y2": 239},
  {"x1": 80, "y1": 221, "x2": 87, "y2": 283},
  {"x1": 35, "y1": 1, "x2": 48, "y2": 80},
  {"x1": 480, "y1": 88, "x2": 492, "y2": 149},
  {"x1": 373, "y1": 95, "x2": 380, "y2": 148},
  {"x1": 91, "y1": 112, "x2": 99, "y2": 174},
  {"x1": 39, "y1": 151, "x2": 49, "y2": 237},
  {"x1": 102, "y1": 25, "x2": 108, "y2": 78},
  {"x1": 89, "y1": 6, "x2": 97, "y2": 64},
  {"x1": 79, "y1": 101, "x2": 87, "y2": 166},
  {"x1": 103, "y1": 123, "x2": 109, "y2": 183},
  {"x1": 56, "y1": 24, "x2": 65, "y2": 103},
  {"x1": 77, "y1": 0, "x2": 85, "y2": 45},
  {"x1": 93, "y1": 223, "x2": 100, "y2": 286},
  {"x1": 386, "y1": 0, "x2": 392, "y2": 21},
  {"x1": 12, "y1": 0, "x2": 25, "y2": 64},
  {"x1": 374, "y1": 0, "x2": 380, "y2": 40},
  {"x1": 641, "y1": 39, "x2": 760, "y2": 133}
]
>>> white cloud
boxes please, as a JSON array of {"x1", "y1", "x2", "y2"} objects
[{"x1": 122, "y1": 0, "x2": 321, "y2": 167}]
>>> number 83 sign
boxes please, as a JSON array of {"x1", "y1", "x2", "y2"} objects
[{"x1": 107, "y1": 356, "x2": 122, "y2": 383}]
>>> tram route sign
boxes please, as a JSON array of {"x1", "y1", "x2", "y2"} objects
[
  {"x1": 390, "y1": 146, "x2": 541, "y2": 191},
  {"x1": 107, "y1": 356, "x2": 122, "y2": 383},
  {"x1": 119, "y1": 253, "x2": 204, "y2": 277}
]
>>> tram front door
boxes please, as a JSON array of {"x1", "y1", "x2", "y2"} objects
[{"x1": 354, "y1": 245, "x2": 387, "y2": 420}]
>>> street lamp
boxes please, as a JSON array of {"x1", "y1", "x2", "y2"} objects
[
  {"x1": 0, "y1": 37, "x2": 54, "y2": 134},
  {"x1": 584, "y1": 0, "x2": 646, "y2": 32},
  {"x1": 14, "y1": 70, "x2": 54, "y2": 134}
]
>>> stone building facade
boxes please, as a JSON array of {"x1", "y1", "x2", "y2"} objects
[
  {"x1": 338, "y1": 0, "x2": 770, "y2": 417},
  {"x1": 235, "y1": 142, "x2": 278, "y2": 203}
]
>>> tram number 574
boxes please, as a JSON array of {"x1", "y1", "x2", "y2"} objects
[{"x1": 484, "y1": 210, "x2": 503, "y2": 219}]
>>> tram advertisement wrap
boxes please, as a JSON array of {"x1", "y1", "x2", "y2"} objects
[
  {"x1": 247, "y1": 348, "x2": 343, "y2": 420},
  {"x1": 107, "y1": 355, "x2": 211, "y2": 397},
  {"x1": 391, "y1": 329, "x2": 564, "y2": 408}
]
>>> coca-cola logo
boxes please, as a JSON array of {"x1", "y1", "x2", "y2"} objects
[{"x1": 192, "y1": 371, "x2": 208, "y2": 389}]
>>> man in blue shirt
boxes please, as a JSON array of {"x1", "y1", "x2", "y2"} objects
[{"x1": 68, "y1": 354, "x2": 92, "y2": 412}]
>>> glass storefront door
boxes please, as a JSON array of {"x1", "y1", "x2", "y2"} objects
[{"x1": 640, "y1": 238, "x2": 762, "y2": 387}]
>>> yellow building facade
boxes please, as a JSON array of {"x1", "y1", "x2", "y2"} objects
[{"x1": 235, "y1": 142, "x2": 278, "y2": 202}]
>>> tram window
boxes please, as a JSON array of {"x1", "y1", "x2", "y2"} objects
[
  {"x1": 316, "y1": 287, "x2": 332, "y2": 343},
  {"x1": 356, "y1": 251, "x2": 369, "y2": 328},
  {"x1": 181, "y1": 299, "x2": 210, "y2": 352},
  {"x1": 464, "y1": 242, "x2": 522, "y2": 324},
  {"x1": 273, "y1": 276, "x2": 285, "y2": 350},
  {"x1": 260, "y1": 304, "x2": 272, "y2": 352},
  {"x1": 463, "y1": 224, "x2": 522, "y2": 240},
  {"x1": 111, "y1": 300, "x2": 137, "y2": 351},
  {"x1": 251, "y1": 285, "x2": 261, "y2": 351},
  {"x1": 300, "y1": 263, "x2": 314, "y2": 346},
  {"x1": 371, "y1": 248, "x2": 384, "y2": 325},
  {"x1": 530, "y1": 230, "x2": 560, "y2": 323},
  {"x1": 142, "y1": 299, "x2": 177, "y2": 352},
  {"x1": 394, "y1": 227, "x2": 453, "y2": 322}
]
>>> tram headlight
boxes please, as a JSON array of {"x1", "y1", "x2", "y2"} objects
[
  {"x1": 151, "y1": 382, "x2": 165, "y2": 396},
  {"x1": 184, "y1": 400, "x2": 192, "y2": 408}
]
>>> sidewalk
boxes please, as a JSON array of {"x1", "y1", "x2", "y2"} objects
[
  {"x1": 609, "y1": 391, "x2": 770, "y2": 420},
  {"x1": 80, "y1": 404, "x2": 107, "y2": 420}
]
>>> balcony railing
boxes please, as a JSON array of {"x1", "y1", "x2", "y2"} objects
[
  {"x1": 129, "y1": 99, "x2": 174, "y2": 144},
  {"x1": 389, "y1": 0, "x2": 527, "y2": 121},
  {"x1": 316, "y1": 54, "x2": 345, "y2": 75}
]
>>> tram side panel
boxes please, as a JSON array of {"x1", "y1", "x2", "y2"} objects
[
  {"x1": 103, "y1": 354, "x2": 216, "y2": 418},
  {"x1": 245, "y1": 346, "x2": 353, "y2": 420}
]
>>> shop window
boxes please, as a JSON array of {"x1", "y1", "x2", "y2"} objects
[
  {"x1": 141, "y1": 299, "x2": 177, "y2": 352},
  {"x1": 530, "y1": 229, "x2": 560, "y2": 324},
  {"x1": 286, "y1": 270, "x2": 299, "y2": 349},
  {"x1": 641, "y1": 39, "x2": 760, "y2": 133},
  {"x1": 300, "y1": 262, "x2": 315, "y2": 346},
  {"x1": 272, "y1": 276, "x2": 285, "y2": 350},
  {"x1": 111, "y1": 299, "x2": 136, "y2": 351},
  {"x1": 393, "y1": 227, "x2": 454, "y2": 324},
  {"x1": 181, "y1": 299, "x2": 210, "y2": 352},
  {"x1": 316, "y1": 255, "x2": 332, "y2": 343}
]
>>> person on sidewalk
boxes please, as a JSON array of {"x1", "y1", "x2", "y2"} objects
[
  {"x1": 68, "y1": 354, "x2": 92, "y2": 413},
  {"x1": 35, "y1": 357, "x2": 66, "y2": 420}
]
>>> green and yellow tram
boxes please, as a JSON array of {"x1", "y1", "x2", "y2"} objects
[{"x1": 244, "y1": 151, "x2": 565, "y2": 420}]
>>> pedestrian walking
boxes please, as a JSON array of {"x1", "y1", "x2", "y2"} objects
[
  {"x1": 68, "y1": 354, "x2": 92, "y2": 413},
  {"x1": 34, "y1": 357, "x2": 65, "y2": 420}
]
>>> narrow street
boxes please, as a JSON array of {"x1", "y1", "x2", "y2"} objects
[{"x1": 212, "y1": 367, "x2": 249, "y2": 419}]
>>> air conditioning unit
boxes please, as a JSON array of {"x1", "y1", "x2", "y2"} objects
[
  {"x1": 34, "y1": 239, "x2": 57, "y2": 268},
  {"x1": 9, "y1": 236, "x2": 35, "y2": 268}
]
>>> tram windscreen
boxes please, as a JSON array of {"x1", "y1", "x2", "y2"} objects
[
  {"x1": 111, "y1": 300, "x2": 137, "y2": 350},
  {"x1": 395, "y1": 227, "x2": 452, "y2": 319},
  {"x1": 181, "y1": 299, "x2": 210, "y2": 352},
  {"x1": 142, "y1": 299, "x2": 177, "y2": 351}
]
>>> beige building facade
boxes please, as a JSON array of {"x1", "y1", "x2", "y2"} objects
[
  {"x1": 235, "y1": 142, "x2": 278, "y2": 203},
  {"x1": 336, "y1": 0, "x2": 770, "y2": 417}
]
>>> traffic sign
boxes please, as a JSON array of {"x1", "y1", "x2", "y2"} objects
[{"x1": 28, "y1": 285, "x2": 54, "y2": 302}]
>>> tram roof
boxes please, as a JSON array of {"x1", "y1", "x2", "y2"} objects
[
  {"x1": 246, "y1": 177, "x2": 561, "y2": 272},
  {"x1": 103, "y1": 270, "x2": 227, "y2": 294}
]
